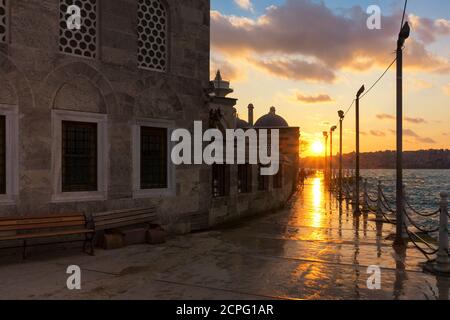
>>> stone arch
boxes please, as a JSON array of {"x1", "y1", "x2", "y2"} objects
[
  {"x1": 0, "y1": 52, "x2": 34, "y2": 110},
  {"x1": 42, "y1": 61, "x2": 118, "y2": 114},
  {"x1": 134, "y1": 75, "x2": 183, "y2": 119},
  {"x1": 0, "y1": 75, "x2": 17, "y2": 106},
  {"x1": 53, "y1": 77, "x2": 107, "y2": 113}
]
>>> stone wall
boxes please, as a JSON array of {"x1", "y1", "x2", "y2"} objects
[{"x1": 0, "y1": 0, "x2": 210, "y2": 234}]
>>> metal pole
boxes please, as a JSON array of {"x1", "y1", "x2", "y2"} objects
[
  {"x1": 355, "y1": 96, "x2": 360, "y2": 215},
  {"x1": 435, "y1": 192, "x2": 450, "y2": 273},
  {"x1": 330, "y1": 126, "x2": 337, "y2": 188},
  {"x1": 323, "y1": 132, "x2": 328, "y2": 182},
  {"x1": 339, "y1": 116, "x2": 343, "y2": 202},
  {"x1": 395, "y1": 39, "x2": 404, "y2": 245},
  {"x1": 395, "y1": 24, "x2": 409, "y2": 245},
  {"x1": 376, "y1": 180, "x2": 383, "y2": 221}
]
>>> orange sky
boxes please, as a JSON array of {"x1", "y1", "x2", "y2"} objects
[{"x1": 211, "y1": 1, "x2": 450, "y2": 157}]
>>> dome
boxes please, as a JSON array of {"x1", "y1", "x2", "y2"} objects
[
  {"x1": 254, "y1": 107, "x2": 289, "y2": 128},
  {"x1": 236, "y1": 118, "x2": 250, "y2": 129}
]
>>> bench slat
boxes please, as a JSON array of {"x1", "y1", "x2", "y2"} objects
[
  {"x1": 0, "y1": 215, "x2": 85, "y2": 227},
  {"x1": 0, "y1": 220, "x2": 86, "y2": 232},
  {"x1": 95, "y1": 217, "x2": 158, "y2": 231},
  {"x1": 93, "y1": 209, "x2": 156, "y2": 222},
  {"x1": 0, "y1": 213, "x2": 85, "y2": 222},
  {"x1": 92, "y1": 207, "x2": 156, "y2": 218},
  {"x1": 0, "y1": 229, "x2": 93, "y2": 241},
  {"x1": 95, "y1": 213, "x2": 157, "y2": 226}
]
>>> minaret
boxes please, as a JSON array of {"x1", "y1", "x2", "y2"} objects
[
  {"x1": 248, "y1": 103, "x2": 254, "y2": 126},
  {"x1": 211, "y1": 70, "x2": 233, "y2": 98}
]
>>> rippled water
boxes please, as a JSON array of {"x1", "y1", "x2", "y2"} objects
[{"x1": 361, "y1": 169, "x2": 450, "y2": 229}]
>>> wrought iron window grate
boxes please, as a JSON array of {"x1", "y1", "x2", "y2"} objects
[
  {"x1": 0, "y1": 0, "x2": 7, "y2": 43},
  {"x1": 137, "y1": 0, "x2": 168, "y2": 72},
  {"x1": 62, "y1": 121, "x2": 98, "y2": 192},
  {"x1": 59, "y1": 0, "x2": 98, "y2": 58},
  {"x1": 238, "y1": 164, "x2": 252, "y2": 194},
  {"x1": 0, "y1": 116, "x2": 5, "y2": 194},
  {"x1": 140, "y1": 127, "x2": 167, "y2": 189}
]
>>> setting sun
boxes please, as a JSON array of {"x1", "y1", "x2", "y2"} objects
[{"x1": 311, "y1": 141, "x2": 325, "y2": 155}]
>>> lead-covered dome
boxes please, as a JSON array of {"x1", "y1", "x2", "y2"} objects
[
  {"x1": 254, "y1": 107, "x2": 289, "y2": 128},
  {"x1": 235, "y1": 117, "x2": 250, "y2": 129}
]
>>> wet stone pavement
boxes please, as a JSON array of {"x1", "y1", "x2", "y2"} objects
[{"x1": 0, "y1": 174, "x2": 449, "y2": 300}]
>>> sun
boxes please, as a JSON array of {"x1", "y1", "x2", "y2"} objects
[{"x1": 311, "y1": 141, "x2": 325, "y2": 155}]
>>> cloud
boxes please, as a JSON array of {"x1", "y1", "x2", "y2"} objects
[
  {"x1": 211, "y1": 1, "x2": 450, "y2": 82},
  {"x1": 234, "y1": 0, "x2": 254, "y2": 12},
  {"x1": 296, "y1": 91, "x2": 333, "y2": 104},
  {"x1": 210, "y1": 57, "x2": 246, "y2": 82},
  {"x1": 443, "y1": 84, "x2": 450, "y2": 96},
  {"x1": 405, "y1": 117, "x2": 427, "y2": 124},
  {"x1": 248, "y1": 57, "x2": 335, "y2": 83},
  {"x1": 376, "y1": 113, "x2": 427, "y2": 124},
  {"x1": 406, "y1": 78, "x2": 433, "y2": 92},
  {"x1": 370, "y1": 130, "x2": 386, "y2": 137},
  {"x1": 409, "y1": 14, "x2": 450, "y2": 44},
  {"x1": 390, "y1": 129, "x2": 435, "y2": 144},
  {"x1": 376, "y1": 114, "x2": 395, "y2": 121}
]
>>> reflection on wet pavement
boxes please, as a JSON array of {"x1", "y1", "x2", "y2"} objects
[{"x1": 0, "y1": 172, "x2": 448, "y2": 300}]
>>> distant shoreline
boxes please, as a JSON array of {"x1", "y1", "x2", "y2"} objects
[{"x1": 301, "y1": 149, "x2": 450, "y2": 170}]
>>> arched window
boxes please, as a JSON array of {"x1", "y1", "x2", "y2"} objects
[
  {"x1": 137, "y1": 0, "x2": 168, "y2": 72},
  {"x1": 59, "y1": 0, "x2": 98, "y2": 58},
  {"x1": 0, "y1": 0, "x2": 8, "y2": 43}
]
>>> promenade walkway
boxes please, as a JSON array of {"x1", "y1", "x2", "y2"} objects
[{"x1": 0, "y1": 173, "x2": 448, "y2": 299}]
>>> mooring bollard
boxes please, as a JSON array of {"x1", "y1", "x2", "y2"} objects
[
  {"x1": 435, "y1": 192, "x2": 450, "y2": 273},
  {"x1": 363, "y1": 179, "x2": 369, "y2": 213},
  {"x1": 377, "y1": 180, "x2": 383, "y2": 221}
]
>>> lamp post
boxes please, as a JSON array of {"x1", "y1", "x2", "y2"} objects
[
  {"x1": 395, "y1": 22, "x2": 411, "y2": 246},
  {"x1": 330, "y1": 126, "x2": 337, "y2": 187},
  {"x1": 338, "y1": 110, "x2": 345, "y2": 202},
  {"x1": 355, "y1": 85, "x2": 365, "y2": 215},
  {"x1": 323, "y1": 131, "x2": 328, "y2": 181}
]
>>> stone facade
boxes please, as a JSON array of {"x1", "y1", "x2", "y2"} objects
[
  {"x1": 0, "y1": 0, "x2": 298, "y2": 236},
  {"x1": 206, "y1": 73, "x2": 299, "y2": 228},
  {"x1": 0, "y1": 0, "x2": 210, "y2": 234}
]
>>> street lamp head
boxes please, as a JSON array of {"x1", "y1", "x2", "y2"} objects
[
  {"x1": 323, "y1": 131, "x2": 328, "y2": 138},
  {"x1": 331, "y1": 126, "x2": 337, "y2": 132},
  {"x1": 356, "y1": 85, "x2": 365, "y2": 98},
  {"x1": 399, "y1": 21, "x2": 410, "y2": 40},
  {"x1": 338, "y1": 110, "x2": 345, "y2": 120}
]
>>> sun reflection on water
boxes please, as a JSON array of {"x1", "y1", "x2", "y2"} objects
[{"x1": 311, "y1": 176, "x2": 324, "y2": 229}]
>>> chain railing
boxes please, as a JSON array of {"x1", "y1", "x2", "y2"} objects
[{"x1": 330, "y1": 175, "x2": 450, "y2": 271}]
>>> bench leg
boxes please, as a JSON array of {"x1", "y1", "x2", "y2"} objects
[
  {"x1": 22, "y1": 240, "x2": 27, "y2": 260},
  {"x1": 83, "y1": 233, "x2": 95, "y2": 256}
]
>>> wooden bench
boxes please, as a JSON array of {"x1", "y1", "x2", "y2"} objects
[
  {"x1": 0, "y1": 213, "x2": 95, "y2": 259},
  {"x1": 92, "y1": 207, "x2": 158, "y2": 231}
]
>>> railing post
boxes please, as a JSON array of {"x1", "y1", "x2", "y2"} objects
[
  {"x1": 377, "y1": 180, "x2": 383, "y2": 221},
  {"x1": 435, "y1": 192, "x2": 450, "y2": 273},
  {"x1": 363, "y1": 179, "x2": 369, "y2": 213},
  {"x1": 401, "y1": 184, "x2": 408, "y2": 239},
  {"x1": 345, "y1": 181, "x2": 350, "y2": 204}
]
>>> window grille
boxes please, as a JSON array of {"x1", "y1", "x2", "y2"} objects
[
  {"x1": 258, "y1": 165, "x2": 269, "y2": 191},
  {"x1": 212, "y1": 164, "x2": 229, "y2": 198},
  {"x1": 140, "y1": 127, "x2": 168, "y2": 189},
  {"x1": 62, "y1": 121, "x2": 98, "y2": 192},
  {"x1": 238, "y1": 164, "x2": 252, "y2": 194},
  {"x1": 0, "y1": 0, "x2": 7, "y2": 43},
  {"x1": 0, "y1": 116, "x2": 5, "y2": 194},
  {"x1": 137, "y1": 0, "x2": 168, "y2": 71},
  {"x1": 59, "y1": 0, "x2": 98, "y2": 58}
]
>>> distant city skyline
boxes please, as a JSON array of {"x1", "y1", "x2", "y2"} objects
[{"x1": 211, "y1": 0, "x2": 450, "y2": 156}]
